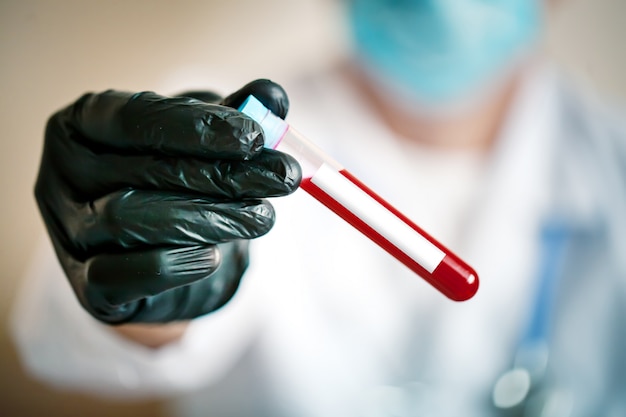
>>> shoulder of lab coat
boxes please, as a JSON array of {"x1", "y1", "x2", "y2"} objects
[
  {"x1": 539, "y1": 70, "x2": 626, "y2": 415},
  {"x1": 9, "y1": 236, "x2": 261, "y2": 399},
  {"x1": 551, "y1": 70, "x2": 626, "y2": 270}
]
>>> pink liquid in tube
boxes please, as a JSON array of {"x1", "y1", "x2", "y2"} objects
[{"x1": 239, "y1": 96, "x2": 479, "y2": 301}]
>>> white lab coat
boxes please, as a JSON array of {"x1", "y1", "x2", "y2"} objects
[{"x1": 10, "y1": 63, "x2": 626, "y2": 417}]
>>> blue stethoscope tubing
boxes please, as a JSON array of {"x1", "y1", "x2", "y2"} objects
[
  {"x1": 525, "y1": 218, "x2": 571, "y2": 349},
  {"x1": 492, "y1": 216, "x2": 572, "y2": 413}
]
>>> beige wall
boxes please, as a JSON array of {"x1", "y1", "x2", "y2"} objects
[
  {"x1": 0, "y1": 0, "x2": 624, "y2": 415},
  {"x1": 545, "y1": 0, "x2": 626, "y2": 100}
]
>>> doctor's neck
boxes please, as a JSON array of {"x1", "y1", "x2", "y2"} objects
[{"x1": 348, "y1": 64, "x2": 524, "y2": 153}]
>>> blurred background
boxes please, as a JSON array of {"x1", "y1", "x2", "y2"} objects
[{"x1": 0, "y1": 0, "x2": 624, "y2": 416}]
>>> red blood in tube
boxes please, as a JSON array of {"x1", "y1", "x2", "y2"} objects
[{"x1": 299, "y1": 169, "x2": 479, "y2": 301}]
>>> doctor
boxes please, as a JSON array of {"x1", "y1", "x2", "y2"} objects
[{"x1": 11, "y1": 0, "x2": 626, "y2": 416}]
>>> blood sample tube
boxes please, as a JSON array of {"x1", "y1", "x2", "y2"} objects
[{"x1": 239, "y1": 95, "x2": 479, "y2": 301}]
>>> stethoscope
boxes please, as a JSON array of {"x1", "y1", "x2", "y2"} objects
[
  {"x1": 491, "y1": 216, "x2": 574, "y2": 417},
  {"x1": 361, "y1": 216, "x2": 577, "y2": 417}
]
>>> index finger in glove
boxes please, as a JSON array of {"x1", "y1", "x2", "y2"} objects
[{"x1": 64, "y1": 90, "x2": 265, "y2": 160}]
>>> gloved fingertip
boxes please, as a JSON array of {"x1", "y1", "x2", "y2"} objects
[
  {"x1": 222, "y1": 79, "x2": 290, "y2": 119},
  {"x1": 284, "y1": 153, "x2": 303, "y2": 192}
]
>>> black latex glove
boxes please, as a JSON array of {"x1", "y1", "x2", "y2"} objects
[{"x1": 35, "y1": 79, "x2": 301, "y2": 324}]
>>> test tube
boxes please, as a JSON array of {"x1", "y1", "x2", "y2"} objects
[{"x1": 239, "y1": 96, "x2": 479, "y2": 301}]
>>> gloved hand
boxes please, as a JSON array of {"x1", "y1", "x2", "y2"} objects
[{"x1": 35, "y1": 79, "x2": 301, "y2": 324}]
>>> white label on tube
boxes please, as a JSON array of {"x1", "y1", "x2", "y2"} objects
[{"x1": 311, "y1": 163, "x2": 446, "y2": 273}]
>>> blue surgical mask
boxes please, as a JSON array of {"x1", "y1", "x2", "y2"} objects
[{"x1": 348, "y1": 0, "x2": 543, "y2": 105}]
